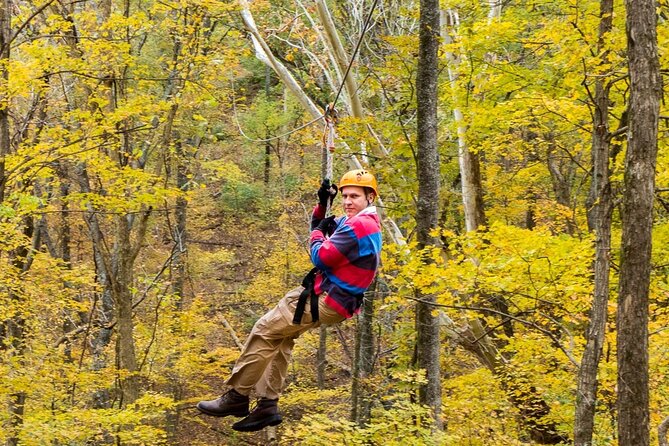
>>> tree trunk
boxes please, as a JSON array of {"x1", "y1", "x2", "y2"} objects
[
  {"x1": 113, "y1": 215, "x2": 140, "y2": 405},
  {"x1": 414, "y1": 0, "x2": 443, "y2": 430},
  {"x1": 546, "y1": 140, "x2": 577, "y2": 234},
  {"x1": 659, "y1": 415, "x2": 669, "y2": 446},
  {"x1": 239, "y1": 0, "x2": 321, "y2": 118},
  {"x1": 314, "y1": 0, "x2": 364, "y2": 119},
  {"x1": 165, "y1": 135, "x2": 187, "y2": 446},
  {"x1": 0, "y1": 2, "x2": 25, "y2": 444},
  {"x1": 172, "y1": 138, "x2": 188, "y2": 310},
  {"x1": 264, "y1": 66, "x2": 271, "y2": 185},
  {"x1": 317, "y1": 326, "x2": 327, "y2": 388},
  {"x1": 574, "y1": 0, "x2": 613, "y2": 443},
  {"x1": 441, "y1": 9, "x2": 487, "y2": 233},
  {"x1": 617, "y1": 0, "x2": 661, "y2": 443},
  {"x1": 75, "y1": 165, "x2": 145, "y2": 407},
  {"x1": 5, "y1": 219, "x2": 36, "y2": 446},
  {"x1": 91, "y1": 245, "x2": 114, "y2": 410},
  {"x1": 352, "y1": 280, "x2": 376, "y2": 426},
  {"x1": 0, "y1": 0, "x2": 8, "y2": 204}
]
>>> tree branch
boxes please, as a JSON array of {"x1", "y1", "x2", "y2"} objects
[{"x1": 407, "y1": 296, "x2": 579, "y2": 367}]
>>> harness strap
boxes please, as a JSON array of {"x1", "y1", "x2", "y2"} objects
[{"x1": 292, "y1": 267, "x2": 320, "y2": 325}]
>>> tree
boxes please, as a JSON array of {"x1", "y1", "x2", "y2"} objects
[
  {"x1": 414, "y1": 0, "x2": 442, "y2": 429},
  {"x1": 0, "y1": 2, "x2": 33, "y2": 443},
  {"x1": 574, "y1": 0, "x2": 614, "y2": 443},
  {"x1": 439, "y1": 4, "x2": 570, "y2": 442},
  {"x1": 616, "y1": 0, "x2": 661, "y2": 443},
  {"x1": 351, "y1": 279, "x2": 378, "y2": 426}
]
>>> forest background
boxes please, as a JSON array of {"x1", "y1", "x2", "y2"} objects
[{"x1": 0, "y1": 0, "x2": 667, "y2": 444}]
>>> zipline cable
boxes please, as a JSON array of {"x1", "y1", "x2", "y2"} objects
[
  {"x1": 230, "y1": 87, "x2": 323, "y2": 143},
  {"x1": 330, "y1": 0, "x2": 380, "y2": 109},
  {"x1": 233, "y1": 0, "x2": 380, "y2": 145}
]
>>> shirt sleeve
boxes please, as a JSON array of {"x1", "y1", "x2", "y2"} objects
[
  {"x1": 310, "y1": 204, "x2": 326, "y2": 231},
  {"x1": 310, "y1": 219, "x2": 355, "y2": 270}
]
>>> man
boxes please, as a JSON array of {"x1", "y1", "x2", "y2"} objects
[{"x1": 196, "y1": 169, "x2": 382, "y2": 432}]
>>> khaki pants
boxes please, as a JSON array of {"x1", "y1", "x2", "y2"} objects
[{"x1": 225, "y1": 286, "x2": 345, "y2": 399}]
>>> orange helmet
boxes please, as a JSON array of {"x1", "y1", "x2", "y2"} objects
[{"x1": 339, "y1": 169, "x2": 378, "y2": 196}]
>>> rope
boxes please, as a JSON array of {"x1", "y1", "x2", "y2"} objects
[
  {"x1": 323, "y1": 104, "x2": 337, "y2": 215},
  {"x1": 323, "y1": 104, "x2": 337, "y2": 180}
]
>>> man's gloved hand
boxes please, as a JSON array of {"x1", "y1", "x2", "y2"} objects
[
  {"x1": 317, "y1": 179, "x2": 338, "y2": 208},
  {"x1": 315, "y1": 215, "x2": 338, "y2": 237}
]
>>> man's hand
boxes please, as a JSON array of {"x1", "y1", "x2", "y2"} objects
[
  {"x1": 317, "y1": 179, "x2": 338, "y2": 208},
  {"x1": 315, "y1": 215, "x2": 338, "y2": 237}
]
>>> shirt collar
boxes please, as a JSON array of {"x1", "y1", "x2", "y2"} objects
[{"x1": 347, "y1": 206, "x2": 377, "y2": 220}]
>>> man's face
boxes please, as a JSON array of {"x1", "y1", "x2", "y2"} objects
[{"x1": 341, "y1": 185, "x2": 373, "y2": 218}]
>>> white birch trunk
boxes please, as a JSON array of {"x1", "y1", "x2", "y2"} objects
[
  {"x1": 440, "y1": 7, "x2": 499, "y2": 367},
  {"x1": 238, "y1": 0, "x2": 404, "y2": 245},
  {"x1": 314, "y1": 0, "x2": 365, "y2": 120},
  {"x1": 239, "y1": 0, "x2": 322, "y2": 118}
]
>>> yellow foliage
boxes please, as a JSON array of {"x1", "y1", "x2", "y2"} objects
[
  {"x1": 443, "y1": 368, "x2": 521, "y2": 444},
  {"x1": 281, "y1": 388, "x2": 448, "y2": 446}
]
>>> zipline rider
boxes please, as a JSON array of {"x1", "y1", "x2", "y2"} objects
[{"x1": 197, "y1": 169, "x2": 383, "y2": 432}]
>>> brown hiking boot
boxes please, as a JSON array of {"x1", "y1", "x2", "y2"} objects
[
  {"x1": 196, "y1": 389, "x2": 250, "y2": 417},
  {"x1": 232, "y1": 398, "x2": 283, "y2": 432}
]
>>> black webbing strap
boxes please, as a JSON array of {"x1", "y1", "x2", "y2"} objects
[{"x1": 292, "y1": 267, "x2": 320, "y2": 325}]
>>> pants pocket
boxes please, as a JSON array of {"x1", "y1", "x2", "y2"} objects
[
  {"x1": 318, "y1": 299, "x2": 345, "y2": 325},
  {"x1": 281, "y1": 286, "x2": 314, "y2": 324}
]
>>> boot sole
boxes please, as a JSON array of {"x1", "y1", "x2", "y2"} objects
[
  {"x1": 196, "y1": 402, "x2": 250, "y2": 418},
  {"x1": 232, "y1": 414, "x2": 283, "y2": 432}
]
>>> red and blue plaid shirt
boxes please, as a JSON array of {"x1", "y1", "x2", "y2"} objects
[{"x1": 309, "y1": 204, "x2": 382, "y2": 318}]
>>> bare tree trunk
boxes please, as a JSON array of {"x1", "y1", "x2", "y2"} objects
[
  {"x1": 0, "y1": 2, "x2": 26, "y2": 444},
  {"x1": 4, "y1": 219, "x2": 37, "y2": 446},
  {"x1": 172, "y1": 137, "x2": 188, "y2": 310},
  {"x1": 75, "y1": 165, "x2": 146, "y2": 407},
  {"x1": 352, "y1": 280, "x2": 376, "y2": 426},
  {"x1": 574, "y1": 0, "x2": 614, "y2": 443},
  {"x1": 0, "y1": 0, "x2": 8, "y2": 203},
  {"x1": 659, "y1": 416, "x2": 669, "y2": 446},
  {"x1": 441, "y1": 7, "x2": 568, "y2": 442},
  {"x1": 314, "y1": 0, "x2": 364, "y2": 119},
  {"x1": 239, "y1": 0, "x2": 321, "y2": 118},
  {"x1": 441, "y1": 9, "x2": 486, "y2": 234},
  {"x1": 5, "y1": 295, "x2": 26, "y2": 446},
  {"x1": 264, "y1": 66, "x2": 271, "y2": 185},
  {"x1": 546, "y1": 140, "x2": 577, "y2": 234},
  {"x1": 414, "y1": 0, "x2": 442, "y2": 430},
  {"x1": 91, "y1": 245, "x2": 114, "y2": 410},
  {"x1": 617, "y1": 0, "x2": 661, "y2": 443},
  {"x1": 316, "y1": 326, "x2": 327, "y2": 388},
  {"x1": 440, "y1": 11, "x2": 499, "y2": 382},
  {"x1": 113, "y1": 215, "x2": 141, "y2": 405}
]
